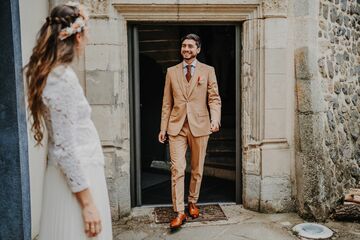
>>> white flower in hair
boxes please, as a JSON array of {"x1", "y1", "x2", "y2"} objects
[{"x1": 59, "y1": 16, "x2": 86, "y2": 40}]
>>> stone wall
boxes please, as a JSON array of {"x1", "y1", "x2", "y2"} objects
[
  {"x1": 294, "y1": 0, "x2": 359, "y2": 221},
  {"x1": 293, "y1": 0, "x2": 360, "y2": 220},
  {"x1": 318, "y1": 0, "x2": 360, "y2": 213}
]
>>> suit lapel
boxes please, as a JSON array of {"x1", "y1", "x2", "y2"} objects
[
  {"x1": 188, "y1": 61, "x2": 203, "y2": 98},
  {"x1": 175, "y1": 63, "x2": 187, "y2": 99}
]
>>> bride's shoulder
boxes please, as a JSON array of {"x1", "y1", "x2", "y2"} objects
[
  {"x1": 44, "y1": 65, "x2": 79, "y2": 95},
  {"x1": 47, "y1": 64, "x2": 78, "y2": 85}
]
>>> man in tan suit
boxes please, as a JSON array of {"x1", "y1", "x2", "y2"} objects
[{"x1": 158, "y1": 34, "x2": 221, "y2": 229}]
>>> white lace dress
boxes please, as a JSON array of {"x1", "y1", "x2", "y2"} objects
[{"x1": 38, "y1": 65, "x2": 113, "y2": 240}]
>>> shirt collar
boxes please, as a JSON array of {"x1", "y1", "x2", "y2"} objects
[{"x1": 183, "y1": 59, "x2": 197, "y2": 68}]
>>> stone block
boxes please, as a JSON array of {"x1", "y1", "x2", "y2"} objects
[
  {"x1": 294, "y1": 47, "x2": 318, "y2": 80},
  {"x1": 296, "y1": 79, "x2": 327, "y2": 113},
  {"x1": 262, "y1": 0, "x2": 288, "y2": 17},
  {"x1": 86, "y1": 70, "x2": 115, "y2": 104},
  {"x1": 91, "y1": 105, "x2": 122, "y2": 144},
  {"x1": 265, "y1": 48, "x2": 287, "y2": 74},
  {"x1": 293, "y1": 0, "x2": 320, "y2": 17},
  {"x1": 260, "y1": 176, "x2": 294, "y2": 212},
  {"x1": 87, "y1": 18, "x2": 120, "y2": 44},
  {"x1": 265, "y1": 74, "x2": 287, "y2": 109},
  {"x1": 264, "y1": 109, "x2": 287, "y2": 139},
  {"x1": 264, "y1": 18, "x2": 288, "y2": 49},
  {"x1": 81, "y1": 0, "x2": 110, "y2": 16},
  {"x1": 243, "y1": 174, "x2": 261, "y2": 211},
  {"x1": 85, "y1": 44, "x2": 121, "y2": 71},
  {"x1": 243, "y1": 147, "x2": 261, "y2": 175},
  {"x1": 118, "y1": 174, "x2": 131, "y2": 216},
  {"x1": 103, "y1": 147, "x2": 131, "y2": 219},
  {"x1": 294, "y1": 18, "x2": 319, "y2": 48},
  {"x1": 294, "y1": 0, "x2": 309, "y2": 17},
  {"x1": 298, "y1": 112, "x2": 327, "y2": 154},
  {"x1": 261, "y1": 148, "x2": 291, "y2": 178}
]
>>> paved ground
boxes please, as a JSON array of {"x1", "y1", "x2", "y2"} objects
[{"x1": 112, "y1": 204, "x2": 360, "y2": 240}]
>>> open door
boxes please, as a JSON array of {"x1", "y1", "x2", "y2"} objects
[{"x1": 129, "y1": 24, "x2": 242, "y2": 207}]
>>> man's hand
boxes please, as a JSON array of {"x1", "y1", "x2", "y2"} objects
[
  {"x1": 158, "y1": 131, "x2": 167, "y2": 143},
  {"x1": 210, "y1": 121, "x2": 220, "y2": 133}
]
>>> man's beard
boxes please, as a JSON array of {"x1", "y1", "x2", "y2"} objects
[{"x1": 182, "y1": 52, "x2": 196, "y2": 60}]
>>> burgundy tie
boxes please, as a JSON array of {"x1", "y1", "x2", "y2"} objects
[{"x1": 186, "y1": 65, "x2": 192, "y2": 82}]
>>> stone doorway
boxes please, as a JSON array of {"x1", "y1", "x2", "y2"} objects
[{"x1": 110, "y1": 2, "x2": 294, "y2": 215}]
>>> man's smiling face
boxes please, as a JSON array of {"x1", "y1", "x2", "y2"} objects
[{"x1": 181, "y1": 39, "x2": 200, "y2": 61}]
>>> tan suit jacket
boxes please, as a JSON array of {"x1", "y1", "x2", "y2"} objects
[{"x1": 160, "y1": 61, "x2": 221, "y2": 137}]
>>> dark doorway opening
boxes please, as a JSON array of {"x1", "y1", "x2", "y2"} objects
[{"x1": 129, "y1": 24, "x2": 241, "y2": 206}]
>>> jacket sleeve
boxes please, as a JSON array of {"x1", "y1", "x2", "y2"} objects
[
  {"x1": 160, "y1": 70, "x2": 173, "y2": 132},
  {"x1": 207, "y1": 67, "x2": 222, "y2": 125},
  {"x1": 42, "y1": 73, "x2": 90, "y2": 193}
]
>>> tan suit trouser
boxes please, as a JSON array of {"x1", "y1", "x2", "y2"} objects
[{"x1": 169, "y1": 121, "x2": 209, "y2": 212}]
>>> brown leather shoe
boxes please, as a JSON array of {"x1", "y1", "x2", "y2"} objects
[
  {"x1": 188, "y1": 202, "x2": 200, "y2": 219},
  {"x1": 170, "y1": 213, "x2": 187, "y2": 229}
]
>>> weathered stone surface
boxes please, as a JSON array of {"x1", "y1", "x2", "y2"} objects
[
  {"x1": 352, "y1": 95, "x2": 358, "y2": 105},
  {"x1": 86, "y1": 70, "x2": 115, "y2": 104},
  {"x1": 349, "y1": 121, "x2": 360, "y2": 140},
  {"x1": 243, "y1": 174, "x2": 261, "y2": 211},
  {"x1": 340, "y1": 0, "x2": 347, "y2": 12},
  {"x1": 262, "y1": 0, "x2": 288, "y2": 17},
  {"x1": 104, "y1": 147, "x2": 131, "y2": 219},
  {"x1": 298, "y1": 113, "x2": 327, "y2": 154},
  {"x1": 327, "y1": 60, "x2": 335, "y2": 78},
  {"x1": 323, "y1": 4, "x2": 329, "y2": 19},
  {"x1": 243, "y1": 148, "x2": 261, "y2": 175},
  {"x1": 260, "y1": 177, "x2": 294, "y2": 213},
  {"x1": 330, "y1": 6, "x2": 338, "y2": 22},
  {"x1": 336, "y1": 13, "x2": 344, "y2": 25},
  {"x1": 315, "y1": 0, "x2": 360, "y2": 221},
  {"x1": 295, "y1": 47, "x2": 317, "y2": 80},
  {"x1": 296, "y1": 79, "x2": 326, "y2": 113},
  {"x1": 344, "y1": 15, "x2": 351, "y2": 27},
  {"x1": 80, "y1": 0, "x2": 110, "y2": 16},
  {"x1": 318, "y1": 57, "x2": 327, "y2": 78},
  {"x1": 327, "y1": 110, "x2": 336, "y2": 131},
  {"x1": 335, "y1": 53, "x2": 344, "y2": 65}
]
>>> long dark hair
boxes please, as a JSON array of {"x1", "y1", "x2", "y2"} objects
[{"x1": 24, "y1": 4, "x2": 83, "y2": 144}]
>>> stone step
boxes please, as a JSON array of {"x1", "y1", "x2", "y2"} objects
[
  {"x1": 207, "y1": 141, "x2": 236, "y2": 153},
  {"x1": 204, "y1": 160, "x2": 236, "y2": 170},
  {"x1": 209, "y1": 128, "x2": 236, "y2": 141},
  {"x1": 205, "y1": 152, "x2": 236, "y2": 169}
]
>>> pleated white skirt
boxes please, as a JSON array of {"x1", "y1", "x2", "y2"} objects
[{"x1": 38, "y1": 164, "x2": 113, "y2": 240}]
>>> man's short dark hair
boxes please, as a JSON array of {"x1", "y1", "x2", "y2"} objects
[{"x1": 181, "y1": 33, "x2": 201, "y2": 48}]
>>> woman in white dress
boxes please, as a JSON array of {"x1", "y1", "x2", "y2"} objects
[{"x1": 25, "y1": 2, "x2": 112, "y2": 239}]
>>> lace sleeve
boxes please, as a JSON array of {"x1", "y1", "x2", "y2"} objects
[{"x1": 43, "y1": 71, "x2": 89, "y2": 193}]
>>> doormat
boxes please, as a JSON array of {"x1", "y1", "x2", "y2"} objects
[{"x1": 153, "y1": 204, "x2": 227, "y2": 224}]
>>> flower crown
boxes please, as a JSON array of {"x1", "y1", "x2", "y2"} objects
[{"x1": 58, "y1": 16, "x2": 86, "y2": 40}]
